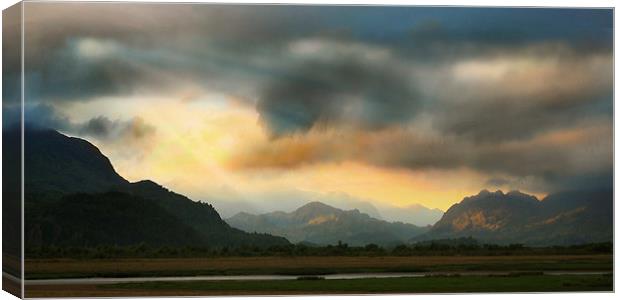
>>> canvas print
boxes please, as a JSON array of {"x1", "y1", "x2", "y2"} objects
[{"x1": 2, "y1": 2, "x2": 614, "y2": 297}]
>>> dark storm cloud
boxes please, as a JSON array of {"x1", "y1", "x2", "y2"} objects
[
  {"x1": 424, "y1": 45, "x2": 613, "y2": 142},
  {"x1": 399, "y1": 8, "x2": 613, "y2": 56},
  {"x1": 257, "y1": 52, "x2": 419, "y2": 136},
  {"x1": 20, "y1": 3, "x2": 368, "y2": 102},
  {"x1": 25, "y1": 40, "x2": 149, "y2": 101},
  {"x1": 433, "y1": 94, "x2": 612, "y2": 143}
]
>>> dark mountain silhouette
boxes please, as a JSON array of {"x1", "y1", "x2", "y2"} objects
[
  {"x1": 226, "y1": 201, "x2": 429, "y2": 246},
  {"x1": 22, "y1": 127, "x2": 289, "y2": 249},
  {"x1": 24, "y1": 127, "x2": 128, "y2": 194},
  {"x1": 415, "y1": 189, "x2": 612, "y2": 246},
  {"x1": 115, "y1": 180, "x2": 289, "y2": 247}
]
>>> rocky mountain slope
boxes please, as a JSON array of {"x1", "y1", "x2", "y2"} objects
[{"x1": 415, "y1": 189, "x2": 612, "y2": 246}]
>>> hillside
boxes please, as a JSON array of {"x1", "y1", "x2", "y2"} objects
[{"x1": 26, "y1": 192, "x2": 207, "y2": 247}]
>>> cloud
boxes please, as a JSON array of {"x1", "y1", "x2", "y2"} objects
[
  {"x1": 229, "y1": 118, "x2": 612, "y2": 193},
  {"x1": 3, "y1": 103, "x2": 72, "y2": 131},
  {"x1": 17, "y1": 4, "x2": 612, "y2": 104},
  {"x1": 257, "y1": 38, "x2": 420, "y2": 136},
  {"x1": 19, "y1": 4, "x2": 345, "y2": 102},
  {"x1": 78, "y1": 116, "x2": 155, "y2": 141},
  {"x1": 419, "y1": 44, "x2": 613, "y2": 142},
  {"x1": 400, "y1": 10, "x2": 612, "y2": 58},
  {"x1": 24, "y1": 37, "x2": 186, "y2": 102},
  {"x1": 10, "y1": 103, "x2": 156, "y2": 144},
  {"x1": 256, "y1": 39, "x2": 612, "y2": 141}
]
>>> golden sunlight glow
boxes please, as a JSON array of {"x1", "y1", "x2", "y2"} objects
[{"x1": 61, "y1": 93, "x2": 555, "y2": 212}]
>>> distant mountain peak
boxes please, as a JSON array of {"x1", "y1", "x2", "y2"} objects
[
  {"x1": 462, "y1": 189, "x2": 537, "y2": 205},
  {"x1": 227, "y1": 201, "x2": 429, "y2": 246},
  {"x1": 477, "y1": 189, "x2": 491, "y2": 196},
  {"x1": 298, "y1": 201, "x2": 337, "y2": 210},
  {"x1": 294, "y1": 201, "x2": 341, "y2": 215},
  {"x1": 231, "y1": 211, "x2": 255, "y2": 218}
]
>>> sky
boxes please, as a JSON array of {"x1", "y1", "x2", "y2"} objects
[{"x1": 4, "y1": 3, "x2": 613, "y2": 217}]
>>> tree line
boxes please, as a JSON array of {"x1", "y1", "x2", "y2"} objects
[{"x1": 25, "y1": 237, "x2": 612, "y2": 259}]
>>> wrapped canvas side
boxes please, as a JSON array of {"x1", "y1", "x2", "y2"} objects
[{"x1": 2, "y1": 1, "x2": 23, "y2": 298}]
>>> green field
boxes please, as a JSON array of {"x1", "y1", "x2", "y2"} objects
[
  {"x1": 25, "y1": 254, "x2": 612, "y2": 279},
  {"x1": 25, "y1": 274, "x2": 613, "y2": 297}
]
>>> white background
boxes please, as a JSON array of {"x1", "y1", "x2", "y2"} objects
[{"x1": 0, "y1": 0, "x2": 616, "y2": 300}]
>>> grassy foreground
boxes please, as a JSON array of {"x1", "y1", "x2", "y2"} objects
[
  {"x1": 25, "y1": 274, "x2": 613, "y2": 297},
  {"x1": 25, "y1": 254, "x2": 612, "y2": 279}
]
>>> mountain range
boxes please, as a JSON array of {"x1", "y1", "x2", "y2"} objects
[
  {"x1": 416, "y1": 189, "x2": 613, "y2": 246},
  {"x1": 226, "y1": 202, "x2": 430, "y2": 246},
  {"x1": 20, "y1": 127, "x2": 289, "y2": 249},
  {"x1": 209, "y1": 192, "x2": 443, "y2": 226}
]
